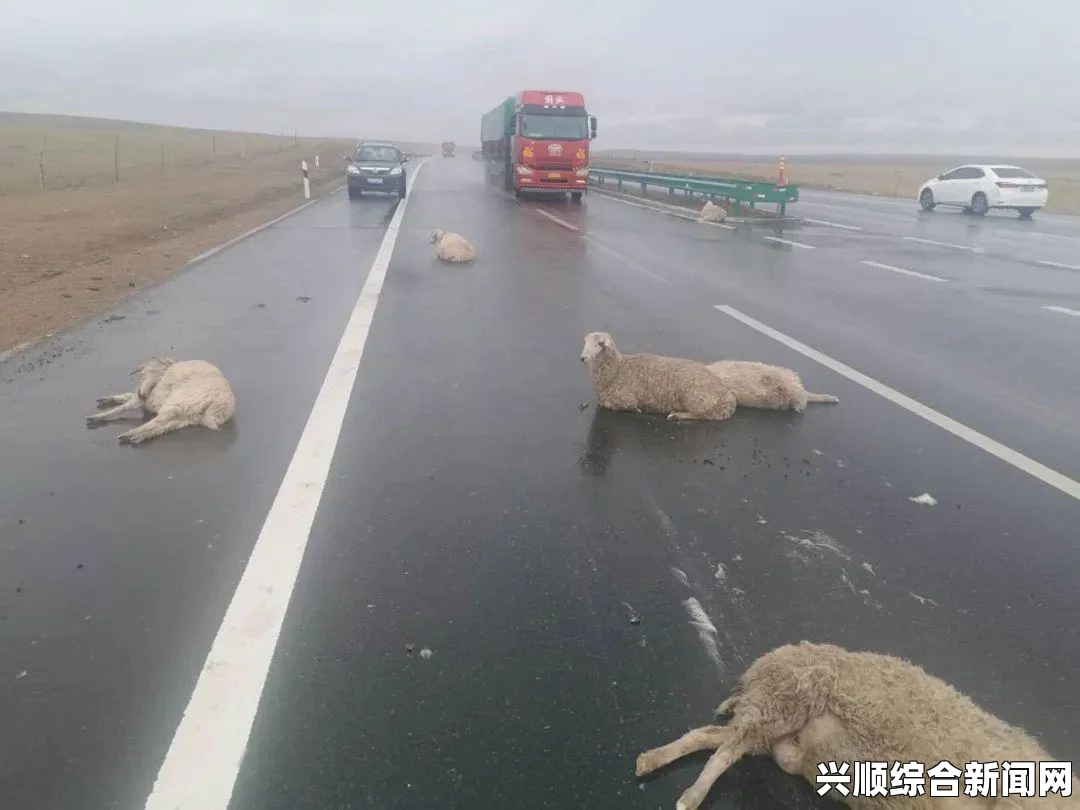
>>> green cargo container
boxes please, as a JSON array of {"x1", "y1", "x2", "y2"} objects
[{"x1": 480, "y1": 96, "x2": 515, "y2": 146}]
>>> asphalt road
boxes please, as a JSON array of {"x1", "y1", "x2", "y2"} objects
[{"x1": 1, "y1": 157, "x2": 1078, "y2": 810}]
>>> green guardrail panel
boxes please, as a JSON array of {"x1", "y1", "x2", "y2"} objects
[{"x1": 587, "y1": 168, "x2": 798, "y2": 213}]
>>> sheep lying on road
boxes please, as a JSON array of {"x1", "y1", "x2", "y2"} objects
[
  {"x1": 699, "y1": 200, "x2": 727, "y2": 223},
  {"x1": 637, "y1": 640, "x2": 1080, "y2": 810},
  {"x1": 580, "y1": 331, "x2": 737, "y2": 422},
  {"x1": 706, "y1": 360, "x2": 839, "y2": 412},
  {"x1": 430, "y1": 229, "x2": 476, "y2": 263},
  {"x1": 86, "y1": 356, "x2": 236, "y2": 445}
]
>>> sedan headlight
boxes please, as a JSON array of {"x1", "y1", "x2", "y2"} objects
[
  {"x1": 389, "y1": 166, "x2": 402, "y2": 176},
  {"x1": 346, "y1": 165, "x2": 360, "y2": 175}
]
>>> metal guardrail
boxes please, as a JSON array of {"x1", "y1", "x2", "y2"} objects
[{"x1": 588, "y1": 167, "x2": 798, "y2": 216}]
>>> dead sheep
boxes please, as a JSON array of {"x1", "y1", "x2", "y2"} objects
[
  {"x1": 579, "y1": 331, "x2": 737, "y2": 422},
  {"x1": 85, "y1": 356, "x2": 236, "y2": 445},
  {"x1": 636, "y1": 640, "x2": 1080, "y2": 810},
  {"x1": 430, "y1": 228, "x2": 476, "y2": 262},
  {"x1": 699, "y1": 200, "x2": 727, "y2": 223},
  {"x1": 706, "y1": 360, "x2": 839, "y2": 412}
]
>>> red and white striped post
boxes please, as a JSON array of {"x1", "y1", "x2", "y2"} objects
[
  {"x1": 301, "y1": 160, "x2": 310, "y2": 199},
  {"x1": 777, "y1": 153, "x2": 787, "y2": 188}
]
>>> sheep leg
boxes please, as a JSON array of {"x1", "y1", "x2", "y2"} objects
[
  {"x1": 96, "y1": 392, "x2": 135, "y2": 408},
  {"x1": 667, "y1": 411, "x2": 699, "y2": 422},
  {"x1": 86, "y1": 394, "x2": 143, "y2": 425},
  {"x1": 636, "y1": 725, "x2": 731, "y2": 776},
  {"x1": 117, "y1": 410, "x2": 193, "y2": 445},
  {"x1": 674, "y1": 739, "x2": 747, "y2": 810}
]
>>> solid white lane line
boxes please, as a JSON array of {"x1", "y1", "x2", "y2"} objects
[
  {"x1": 861, "y1": 260, "x2": 947, "y2": 283},
  {"x1": 1044, "y1": 305, "x2": 1080, "y2": 317},
  {"x1": 584, "y1": 235, "x2": 672, "y2": 284},
  {"x1": 762, "y1": 236, "x2": 815, "y2": 249},
  {"x1": 1038, "y1": 260, "x2": 1080, "y2": 271},
  {"x1": 904, "y1": 236, "x2": 977, "y2": 252},
  {"x1": 144, "y1": 160, "x2": 428, "y2": 810},
  {"x1": 713, "y1": 304, "x2": 1080, "y2": 504},
  {"x1": 805, "y1": 218, "x2": 863, "y2": 231},
  {"x1": 532, "y1": 207, "x2": 580, "y2": 231}
]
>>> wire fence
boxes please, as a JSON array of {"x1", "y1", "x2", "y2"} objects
[{"x1": 0, "y1": 127, "x2": 348, "y2": 195}]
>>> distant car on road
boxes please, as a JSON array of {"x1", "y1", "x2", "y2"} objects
[
  {"x1": 345, "y1": 142, "x2": 408, "y2": 200},
  {"x1": 917, "y1": 164, "x2": 1048, "y2": 218}
]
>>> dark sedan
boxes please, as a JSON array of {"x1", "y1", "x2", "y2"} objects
[{"x1": 345, "y1": 143, "x2": 407, "y2": 200}]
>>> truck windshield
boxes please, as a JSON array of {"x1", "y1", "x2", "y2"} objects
[{"x1": 520, "y1": 113, "x2": 589, "y2": 140}]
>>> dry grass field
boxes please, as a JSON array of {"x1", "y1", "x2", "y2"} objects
[
  {"x1": 593, "y1": 151, "x2": 1080, "y2": 215},
  {"x1": 0, "y1": 112, "x2": 433, "y2": 355}
]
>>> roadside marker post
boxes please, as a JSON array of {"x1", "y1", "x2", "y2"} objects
[{"x1": 301, "y1": 160, "x2": 311, "y2": 200}]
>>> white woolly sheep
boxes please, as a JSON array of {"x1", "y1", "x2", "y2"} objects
[
  {"x1": 579, "y1": 331, "x2": 737, "y2": 422},
  {"x1": 85, "y1": 356, "x2": 236, "y2": 445},
  {"x1": 706, "y1": 360, "x2": 839, "y2": 412},
  {"x1": 430, "y1": 228, "x2": 476, "y2": 263},
  {"x1": 699, "y1": 200, "x2": 727, "y2": 223},
  {"x1": 636, "y1": 640, "x2": 1080, "y2": 810}
]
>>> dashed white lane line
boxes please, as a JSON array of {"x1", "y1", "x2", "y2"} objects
[
  {"x1": 714, "y1": 304, "x2": 1080, "y2": 504},
  {"x1": 1044, "y1": 305, "x2": 1080, "y2": 317},
  {"x1": 861, "y1": 260, "x2": 947, "y2": 283},
  {"x1": 1038, "y1": 260, "x2": 1080, "y2": 272},
  {"x1": 904, "y1": 235, "x2": 978, "y2": 252},
  {"x1": 804, "y1": 218, "x2": 863, "y2": 231},
  {"x1": 532, "y1": 207, "x2": 580, "y2": 231},
  {"x1": 143, "y1": 160, "x2": 428, "y2": 810},
  {"x1": 762, "y1": 236, "x2": 815, "y2": 249},
  {"x1": 584, "y1": 235, "x2": 672, "y2": 284}
]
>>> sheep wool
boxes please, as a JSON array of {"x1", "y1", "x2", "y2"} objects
[
  {"x1": 86, "y1": 356, "x2": 236, "y2": 445},
  {"x1": 430, "y1": 228, "x2": 476, "y2": 263},
  {"x1": 700, "y1": 200, "x2": 727, "y2": 223},
  {"x1": 637, "y1": 641, "x2": 1080, "y2": 810},
  {"x1": 579, "y1": 331, "x2": 737, "y2": 422},
  {"x1": 706, "y1": 360, "x2": 839, "y2": 412}
]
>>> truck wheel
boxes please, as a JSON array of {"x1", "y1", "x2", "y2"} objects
[{"x1": 571, "y1": 192, "x2": 583, "y2": 203}]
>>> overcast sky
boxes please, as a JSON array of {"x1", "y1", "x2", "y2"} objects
[{"x1": 3, "y1": 0, "x2": 1078, "y2": 155}]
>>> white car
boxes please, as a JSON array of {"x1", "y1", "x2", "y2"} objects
[{"x1": 917, "y1": 164, "x2": 1048, "y2": 218}]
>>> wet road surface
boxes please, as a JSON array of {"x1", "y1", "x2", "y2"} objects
[{"x1": 2, "y1": 157, "x2": 1078, "y2": 810}]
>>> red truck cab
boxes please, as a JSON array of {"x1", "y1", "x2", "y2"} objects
[{"x1": 481, "y1": 90, "x2": 597, "y2": 202}]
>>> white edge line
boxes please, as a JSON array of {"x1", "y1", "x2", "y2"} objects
[
  {"x1": 1037, "y1": 260, "x2": 1080, "y2": 272},
  {"x1": 713, "y1": 304, "x2": 1080, "y2": 503},
  {"x1": 903, "y1": 235, "x2": 976, "y2": 252},
  {"x1": 1044, "y1": 305, "x2": 1080, "y2": 317},
  {"x1": 186, "y1": 185, "x2": 345, "y2": 266},
  {"x1": 591, "y1": 189, "x2": 737, "y2": 230},
  {"x1": 583, "y1": 235, "x2": 672, "y2": 285},
  {"x1": 144, "y1": 159, "x2": 428, "y2": 810},
  {"x1": 762, "y1": 236, "x2": 815, "y2": 250},
  {"x1": 532, "y1": 207, "x2": 580, "y2": 231},
  {"x1": 804, "y1": 218, "x2": 863, "y2": 232},
  {"x1": 861, "y1": 260, "x2": 947, "y2": 283}
]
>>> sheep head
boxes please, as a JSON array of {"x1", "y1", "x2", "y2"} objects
[
  {"x1": 130, "y1": 356, "x2": 174, "y2": 396},
  {"x1": 430, "y1": 229, "x2": 444, "y2": 243},
  {"x1": 580, "y1": 331, "x2": 616, "y2": 365}
]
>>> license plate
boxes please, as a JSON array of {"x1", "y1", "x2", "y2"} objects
[
  {"x1": 1021, "y1": 186, "x2": 1035, "y2": 192},
  {"x1": 547, "y1": 172, "x2": 562, "y2": 179},
  {"x1": 367, "y1": 177, "x2": 383, "y2": 184}
]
